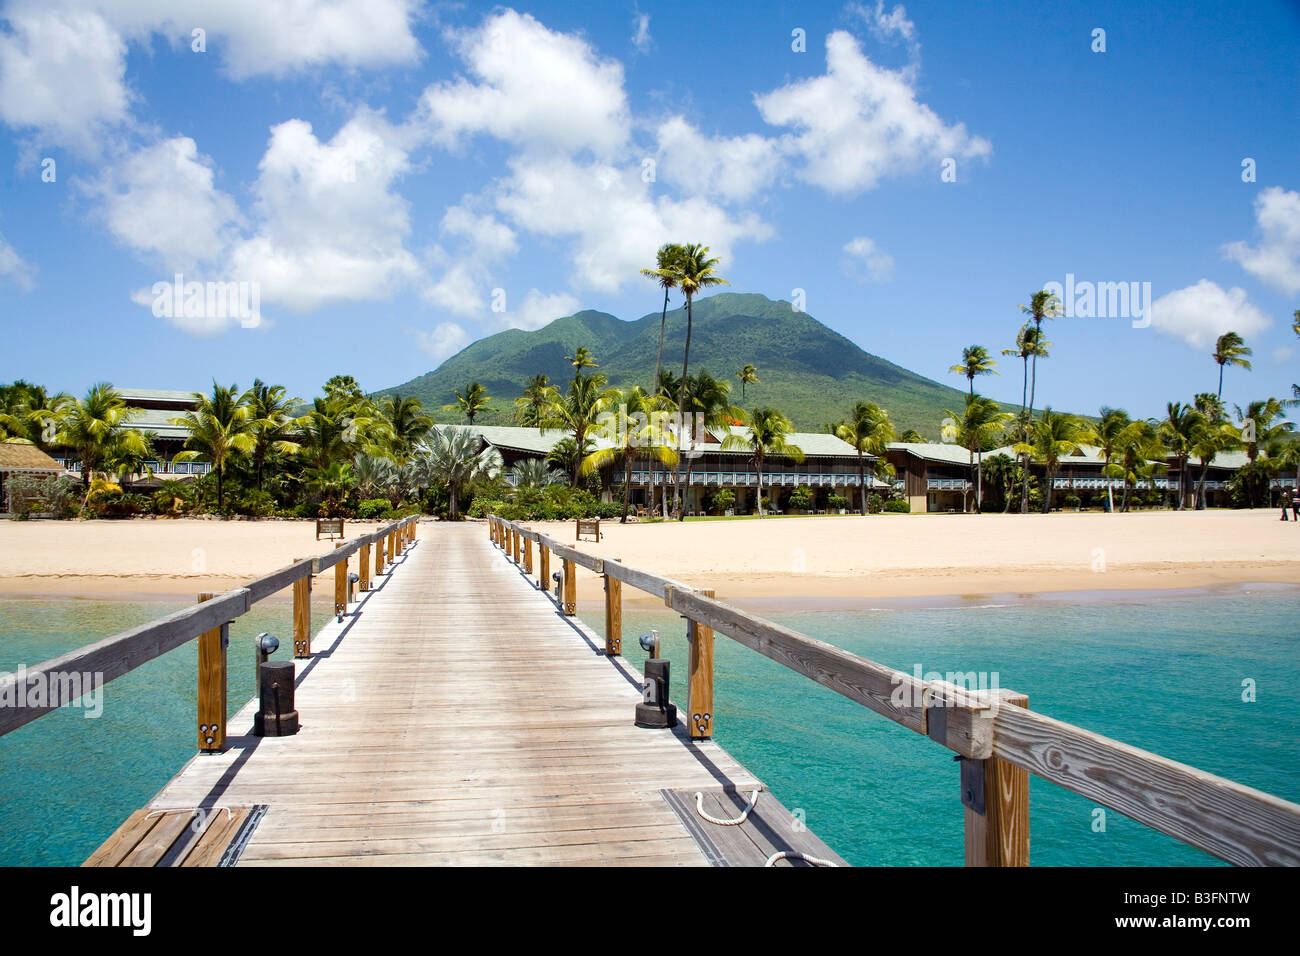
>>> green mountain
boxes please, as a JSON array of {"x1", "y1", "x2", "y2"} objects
[{"x1": 381, "y1": 292, "x2": 974, "y2": 436}]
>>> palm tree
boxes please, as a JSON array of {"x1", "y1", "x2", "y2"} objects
[
  {"x1": 417, "y1": 426, "x2": 502, "y2": 520},
  {"x1": 737, "y1": 364, "x2": 759, "y2": 401},
  {"x1": 353, "y1": 453, "x2": 397, "y2": 500},
  {"x1": 1234, "y1": 397, "x2": 1298, "y2": 507},
  {"x1": 513, "y1": 374, "x2": 553, "y2": 426},
  {"x1": 567, "y1": 347, "x2": 599, "y2": 377},
  {"x1": 10, "y1": 384, "x2": 73, "y2": 453},
  {"x1": 539, "y1": 369, "x2": 611, "y2": 486},
  {"x1": 836, "y1": 402, "x2": 896, "y2": 514},
  {"x1": 511, "y1": 457, "x2": 564, "y2": 490},
  {"x1": 1190, "y1": 410, "x2": 1240, "y2": 510},
  {"x1": 676, "y1": 371, "x2": 742, "y2": 520},
  {"x1": 1031, "y1": 408, "x2": 1088, "y2": 512},
  {"x1": 950, "y1": 345, "x2": 999, "y2": 397},
  {"x1": 1089, "y1": 407, "x2": 1131, "y2": 513},
  {"x1": 898, "y1": 428, "x2": 925, "y2": 443},
  {"x1": 1016, "y1": 293, "x2": 1062, "y2": 512},
  {"x1": 583, "y1": 385, "x2": 678, "y2": 521},
  {"x1": 1114, "y1": 420, "x2": 1163, "y2": 512},
  {"x1": 640, "y1": 243, "x2": 686, "y2": 399},
  {"x1": 673, "y1": 244, "x2": 729, "y2": 510},
  {"x1": 382, "y1": 393, "x2": 433, "y2": 462},
  {"x1": 444, "y1": 382, "x2": 493, "y2": 424},
  {"x1": 56, "y1": 383, "x2": 149, "y2": 493},
  {"x1": 170, "y1": 382, "x2": 255, "y2": 510},
  {"x1": 1213, "y1": 331, "x2": 1253, "y2": 400},
  {"x1": 1158, "y1": 402, "x2": 1205, "y2": 511},
  {"x1": 244, "y1": 379, "x2": 303, "y2": 492},
  {"x1": 722, "y1": 408, "x2": 803, "y2": 518},
  {"x1": 944, "y1": 395, "x2": 1013, "y2": 512},
  {"x1": 304, "y1": 461, "x2": 356, "y2": 516}
]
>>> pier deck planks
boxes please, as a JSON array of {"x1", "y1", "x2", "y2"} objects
[{"x1": 141, "y1": 523, "x2": 779, "y2": 867}]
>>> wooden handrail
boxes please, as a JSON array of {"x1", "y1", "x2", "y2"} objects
[
  {"x1": 487, "y1": 514, "x2": 1300, "y2": 867},
  {"x1": 0, "y1": 516, "x2": 417, "y2": 740}
]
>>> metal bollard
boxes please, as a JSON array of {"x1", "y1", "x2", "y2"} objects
[{"x1": 253, "y1": 659, "x2": 299, "y2": 737}]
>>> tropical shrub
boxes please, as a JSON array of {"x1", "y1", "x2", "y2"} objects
[
  {"x1": 788, "y1": 486, "x2": 813, "y2": 510},
  {"x1": 238, "y1": 489, "x2": 276, "y2": 517},
  {"x1": 711, "y1": 489, "x2": 735, "y2": 512},
  {"x1": 828, "y1": 494, "x2": 848, "y2": 511},
  {"x1": 4, "y1": 474, "x2": 45, "y2": 518},
  {"x1": 358, "y1": 498, "x2": 391, "y2": 520},
  {"x1": 867, "y1": 493, "x2": 884, "y2": 514},
  {"x1": 883, "y1": 499, "x2": 910, "y2": 513},
  {"x1": 1062, "y1": 494, "x2": 1082, "y2": 510}
]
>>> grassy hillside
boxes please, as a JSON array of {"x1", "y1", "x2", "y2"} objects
[{"x1": 380, "y1": 292, "x2": 977, "y2": 436}]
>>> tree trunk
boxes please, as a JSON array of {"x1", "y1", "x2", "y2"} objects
[
  {"x1": 651, "y1": 287, "x2": 669, "y2": 519},
  {"x1": 621, "y1": 455, "x2": 632, "y2": 522},
  {"x1": 677, "y1": 296, "x2": 694, "y2": 521},
  {"x1": 858, "y1": 451, "x2": 867, "y2": 515},
  {"x1": 1042, "y1": 465, "x2": 1054, "y2": 513},
  {"x1": 1196, "y1": 459, "x2": 1210, "y2": 509},
  {"x1": 1022, "y1": 340, "x2": 1039, "y2": 514},
  {"x1": 755, "y1": 456, "x2": 764, "y2": 517}
]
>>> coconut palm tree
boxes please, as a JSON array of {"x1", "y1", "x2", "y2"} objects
[
  {"x1": 582, "y1": 385, "x2": 678, "y2": 521},
  {"x1": 1233, "y1": 397, "x2": 1298, "y2": 507},
  {"x1": 539, "y1": 368, "x2": 611, "y2": 486},
  {"x1": 1113, "y1": 420, "x2": 1163, "y2": 512},
  {"x1": 170, "y1": 382, "x2": 256, "y2": 510},
  {"x1": 676, "y1": 371, "x2": 742, "y2": 520},
  {"x1": 1213, "y1": 331, "x2": 1253, "y2": 400},
  {"x1": 9, "y1": 384, "x2": 73, "y2": 453},
  {"x1": 304, "y1": 461, "x2": 356, "y2": 516},
  {"x1": 943, "y1": 395, "x2": 1013, "y2": 512},
  {"x1": 836, "y1": 401, "x2": 896, "y2": 514},
  {"x1": 567, "y1": 347, "x2": 599, "y2": 377},
  {"x1": 244, "y1": 379, "x2": 304, "y2": 492},
  {"x1": 672, "y1": 244, "x2": 728, "y2": 508},
  {"x1": 1030, "y1": 408, "x2": 1088, "y2": 512},
  {"x1": 898, "y1": 428, "x2": 925, "y2": 443},
  {"x1": 1088, "y1": 407, "x2": 1131, "y2": 513},
  {"x1": 1015, "y1": 294, "x2": 1062, "y2": 512},
  {"x1": 513, "y1": 374, "x2": 554, "y2": 426},
  {"x1": 1158, "y1": 402, "x2": 1205, "y2": 511},
  {"x1": 949, "y1": 345, "x2": 999, "y2": 397},
  {"x1": 722, "y1": 408, "x2": 803, "y2": 518},
  {"x1": 55, "y1": 383, "x2": 149, "y2": 492},
  {"x1": 737, "y1": 363, "x2": 760, "y2": 401},
  {"x1": 381, "y1": 393, "x2": 433, "y2": 463},
  {"x1": 640, "y1": 243, "x2": 686, "y2": 399},
  {"x1": 417, "y1": 426, "x2": 503, "y2": 520},
  {"x1": 444, "y1": 382, "x2": 493, "y2": 424},
  {"x1": 1190, "y1": 413, "x2": 1241, "y2": 510}
]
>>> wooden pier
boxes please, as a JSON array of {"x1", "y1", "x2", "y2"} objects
[{"x1": 5, "y1": 514, "x2": 1300, "y2": 868}]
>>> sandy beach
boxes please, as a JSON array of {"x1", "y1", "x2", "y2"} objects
[{"x1": 1, "y1": 511, "x2": 1297, "y2": 603}]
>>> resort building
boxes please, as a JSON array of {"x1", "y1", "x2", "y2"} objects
[
  {"x1": 452, "y1": 423, "x2": 892, "y2": 515},
  {"x1": 0, "y1": 441, "x2": 63, "y2": 513},
  {"x1": 884, "y1": 443, "x2": 978, "y2": 513}
]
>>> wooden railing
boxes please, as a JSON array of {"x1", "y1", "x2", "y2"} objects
[
  {"x1": 487, "y1": 514, "x2": 1300, "y2": 867},
  {"x1": 0, "y1": 516, "x2": 419, "y2": 751}
]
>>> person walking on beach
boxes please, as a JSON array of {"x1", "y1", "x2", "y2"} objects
[{"x1": 1292, "y1": 488, "x2": 1300, "y2": 522}]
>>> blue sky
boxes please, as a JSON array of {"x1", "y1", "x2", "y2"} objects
[{"x1": 1, "y1": 0, "x2": 1297, "y2": 424}]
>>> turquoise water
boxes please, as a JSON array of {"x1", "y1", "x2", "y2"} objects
[
  {"x1": 1, "y1": 588, "x2": 1296, "y2": 866},
  {"x1": 0, "y1": 591, "x2": 336, "y2": 866},
  {"x1": 585, "y1": 590, "x2": 1300, "y2": 867}
]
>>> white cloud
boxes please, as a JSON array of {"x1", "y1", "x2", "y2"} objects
[
  {"x1": 496, "y1": 154, "x2": 771, "y2": 292},
  {"x1": 1149, "y1": 279, "x2": 1271, "y2": 350},
  {"x1": 86, "y1": 136, "x2": 240, "y2": 271},
  {"x1": 631, "y1": 12, "x2": 651, "y2": 53},
  {"x1": 414, "y1": 321, "x2": 471, "y2": 362},
  {"x1": 225, "y1": 111, "x2": 422, "y2": 312},
  {"x1": 505, "y1": 289, "x2": 579, "y2": 331},
  {"x1": 440, "y1": 204, "x2": 517, "y2": 260},
  {"x1": 0, "y1": 7, "x2": 130, "y2": 154},
  {"x1": 842, "y1": 235, "x2": 894, "y2": 282},
  {"x1": 851, "y1": 1, "x2": 920, "y2": 63},
  {"x1": 754, "y1": 30, "x2": 990, "y2": 194},
  {"x1": 0, "y1": 233, "x2": 35, "y2": 289},
  {"x1": 423, "y1": 260, "x2": 487, "y2": 317},
  {"x1": 418, "y1": 9, "x2": 630, "y2": 157},
  {"x1": 655, "y1": 116, "x2": 783, "y2": 203},
  {"x1": 1223, "y1": 187, "x2": 1300, "y2": 295}
]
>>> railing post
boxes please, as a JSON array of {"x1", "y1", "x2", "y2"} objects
[
  {"x1": 603, "y1": 559, "x2": 622, "y2": 656},
  {"x1": 539, "y1": 541, "x2": 550, "y2": 590},
  {"x1": 196, "y1": 592, "x2": 227, "y2": 752},
  {"x1": 359, "y1": 542, "x2": 371, "y2": 591},
  {"x1": 524, "y1": 535, "x2": 533, "y2": 574},
  {"x1": 334, "y1": 542, "x2": 348, "y2": 617},
  {"x1": 292, "y1": 563, "x2": 311, "y2": 658},
  {"x1": 687, "y1": 588, "x2": 715, "y2": 740},
  {"x1": 964, "y1": 690, "x2": 1030, "y2": 866},
  {"x1": 512, "y1": 527, "x2": 521, "y2": 564},
  {"x1": 563, "y1": 558, "x2": 576, "y2": 615},
  {"x1": 375, "y1": 534, "x2": 385, "y2": 578}
]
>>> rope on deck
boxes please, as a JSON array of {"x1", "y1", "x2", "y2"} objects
[{"x1": 693, "y1": 789, "x2": 839, "y2": 867}]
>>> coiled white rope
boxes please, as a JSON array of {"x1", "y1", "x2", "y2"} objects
[
  {"x1": 694, "y1": 789, "x2": 839, "y2": 866},
  {"x1": 764, "y1": 850, "x2": 839, "y2": 867},
  {"x1": 695, "y1": 789, "x2": 760, "y2": 826}
]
